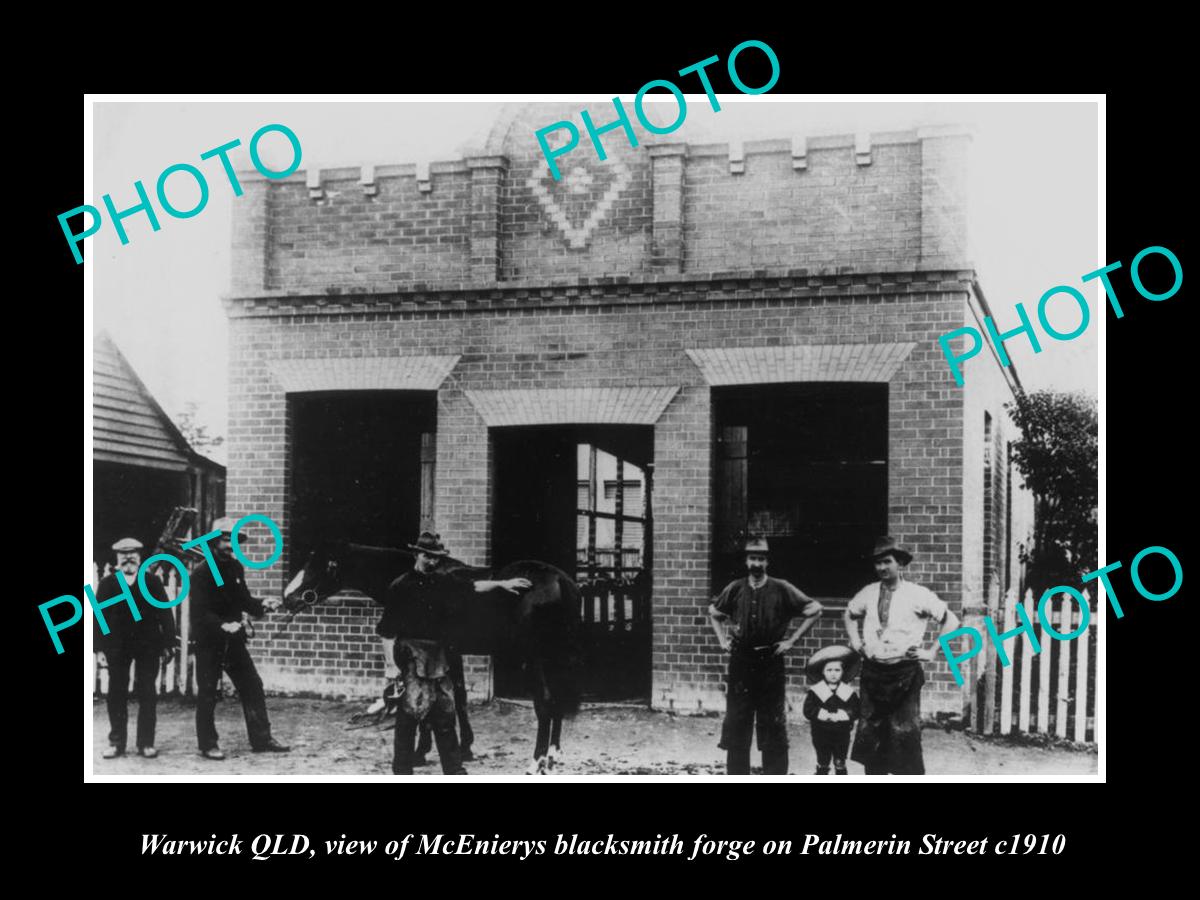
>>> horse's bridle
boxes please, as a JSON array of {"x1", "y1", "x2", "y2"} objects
[{"x1": 265, "y1": 558, "x2": 336, "y2": 643}]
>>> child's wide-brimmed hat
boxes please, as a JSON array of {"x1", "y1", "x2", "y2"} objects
[{"x1": 806, "y1": 644, "x2": 861, "y2": 683}]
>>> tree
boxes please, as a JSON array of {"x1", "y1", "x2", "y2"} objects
[
  {"x1": 175, "y1": 401, "x2": 224, "y2": 455},
  {"x1": 1005, "y1": 390, "x2": 1097, "y2": 589}
]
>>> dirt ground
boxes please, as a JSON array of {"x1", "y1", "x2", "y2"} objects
[{"x1": 92, "y1": 696, "x2": 1096, "y2": 776}]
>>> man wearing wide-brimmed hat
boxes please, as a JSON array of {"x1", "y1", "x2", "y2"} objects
[
  {"x1": 708, "y1": 535, "x2": 823, "y2": 775},
  {"x1": 190, "y1": 516, "x2": 290, "y2": 760},
  {"x1": 843, "y1": 536, "x2": 961, "y2": 775},
  {"x1": 94, "y1": 537, "x2": 177, "y2": 759},
  {"x1": 377, "y1": 530, "x2": 530, "y2": 775}
]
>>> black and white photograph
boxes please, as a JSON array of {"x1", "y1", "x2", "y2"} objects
[{"x1": 84, "y1": 95, "x2": 1102, "y2": 781}]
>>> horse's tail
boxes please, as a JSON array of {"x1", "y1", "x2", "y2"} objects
[{"x1": 501, "y1": 561, "x2": 584, "y2": 717}]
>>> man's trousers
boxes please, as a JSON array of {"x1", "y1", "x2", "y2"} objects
[
  {"x1": 105, "y1": 644, "x2": 161, "y2": 751},
  {"x1": 851, "y1": 659, "x2": 926, "y2": 775},
  {"x1": 195, "y1": 637, "x2": 273, "y2": 751},
  {"x1": 393, "y1": 693, "x2": 465, "y2": 775},
  {"x1": 720, "y1": 650, "x2": 789, "y2": 775}
]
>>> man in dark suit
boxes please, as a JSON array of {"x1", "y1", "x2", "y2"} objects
[
  {"x1": 190, "y1": 517, "x2": 290, "y2": 759},
  {"x1": 94, "y1": 537, "x2": 177, "y2": 759}
]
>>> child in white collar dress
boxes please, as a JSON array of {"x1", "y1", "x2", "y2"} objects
[{"x1": 802, "y1": 645, "x2": 862, "y2": 775}]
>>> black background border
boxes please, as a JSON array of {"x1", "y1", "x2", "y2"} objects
[{"x1": 24, "y1": 32, "x2": 1188, "y2": 880}]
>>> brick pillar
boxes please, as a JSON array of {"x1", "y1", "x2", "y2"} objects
[
  {"x1": 434, "y1": 382, "x2": 494, "y2": 698},
  {"x1": 224, "y1": 317, "x2": 289, "y2": 596},
  {"x1": 466, "y1": 155, "x2": 507, "y2": 285},
  {"x1": 230, "y1": 177, "x2": 270, "y2": 293},
  {"x1": 918, "y1": 125, "x2": 972, "y2": 270},
  {"x1": 650, "y1": 383, "x2": 716, "y2": 712},
  {"x1": 649, "y1": 144, "x2": 686, "y2": 273},
  {"x1": 435, "y1": 386, "x2": 491, "y2": 566}
]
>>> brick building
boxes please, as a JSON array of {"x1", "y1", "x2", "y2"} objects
[{"x1": 223, "y1": 104, "x2": 1033, "y2": 716}]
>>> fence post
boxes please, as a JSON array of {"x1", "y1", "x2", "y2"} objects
[
  {"x1": 1055, "y1": 596, "x2": 1071, "y2": 738},
  {"x1": 1036, "y1": 594, "x2": 1053, "y2": 734},
  {"x1": 960, "y1": 594, "x2": 983, "y2": 729},
  {"x1": 999, "y1": 588, "x2": 1015, "y2": 735},
  {"x1": 161, "y1": 569, "x2": 178, "y2": 695},
  {"x1": 1017, "y1": 589, "x2": 1034, "y2": 733},
  {"x1": 179, "y1": 575, "x2": 192, "y2": 697},
  {"x1": 93, "y1": 563, "x2": 106, "y2": 697},
  {"x1": 171, "y1": 608, "x2": 181, "y2": 694},
  {"x1": 1074, "y1": 588, "x2": 1091, "y2": 742},
  {"x1": 980, "y1": 580, "x2": 999, "y2": 735}
]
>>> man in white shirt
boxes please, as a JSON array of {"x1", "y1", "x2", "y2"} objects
[{"x1": 842, "y1": 536, "x2": 960, "y2": 774}]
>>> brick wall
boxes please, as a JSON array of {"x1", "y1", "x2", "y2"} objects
[
  {"x1": 962, "y1": 287, "x2": 1031, "y2": 608},
  {"x1": 226, "y1": 277, "x2": 971, "y2": 712},
  {"x1": 959, "y1": 285, "x2": 1037, "y2": 718},
  {"x1": 223, "y1": 108, "x2": 991, "y2": 715},
  {"x1": 271, "y1": 167, "x2": 473, "y2": 292},
  {"x1": 230, "y1": 112, "x2": 972, "y2": 296},
  {"x1": 681, "y1": 138, "x2": 922, "y2": 273}
]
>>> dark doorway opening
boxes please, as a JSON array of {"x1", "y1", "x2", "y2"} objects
[
  {"x1": 712, "y1": 384, "x2": 888, "y2": 599},
  {"x1": 492, "y1": 425, "x2": 653, "y2": 702},
  {"x1": 289, "y1": 391, "x2": 436, "y2": 577}
]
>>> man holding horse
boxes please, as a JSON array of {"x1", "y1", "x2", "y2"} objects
[
  {"x1": 190, "y1": 517, "x2": 291, "y2": 760},
  {"x1": 378, "y1": 531, "x2": 530, "y2": 775},
  {"x1": 709, "y1": 536, "x2": 823, "y2": 775}
]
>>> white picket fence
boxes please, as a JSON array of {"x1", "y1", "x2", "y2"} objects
[
  {"x1": 92, "y1": 566, "x2": 198, "y2": 697},
  {"x1": 985, "y1": 587, "x2": 1097, "y2": 742}
]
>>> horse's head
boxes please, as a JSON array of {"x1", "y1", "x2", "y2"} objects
[{"x1": 282, "y1": 542, "x2": 348, "y2": 613}]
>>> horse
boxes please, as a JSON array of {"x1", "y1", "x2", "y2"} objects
[{"x1": 282, "y1": 540, "x2": 581, "y2": 774}]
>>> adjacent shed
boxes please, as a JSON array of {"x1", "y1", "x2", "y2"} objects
[{"x1": 92, "y1": 331, "x2": 225, "y2": 564}]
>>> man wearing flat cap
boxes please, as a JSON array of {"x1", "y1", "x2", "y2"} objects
[
  {"x1": 708, "y1": 536, "x2": 823, "y2": 775},
  {"x1": 94, "y1": 538, "x2": 177, "y2": 759},
  {"x1": 190, "y1": 517, "x2": 289, "y2": 759},
  {"x1": 377, "y1": 530, "x2": 530, "y2": 775},
  {"x1": 843, "y1": 536, "x2": 961, "y2": 774}
]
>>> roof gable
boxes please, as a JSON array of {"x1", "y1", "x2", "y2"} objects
[{"x1": 93, "y1": 332, "x2": 194, "y2": 472}]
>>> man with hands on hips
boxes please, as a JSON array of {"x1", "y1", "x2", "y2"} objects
[
  {"x1": 843, "y1": 536, "x2": 961, "y2": 774},
  {"x1": 709, "y1": 536, "x2": 823, "y2": 775}
]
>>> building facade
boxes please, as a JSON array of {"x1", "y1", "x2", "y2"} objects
[{"x1": 224, "y1": 104, "x2": 1032, "y2": 716}]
